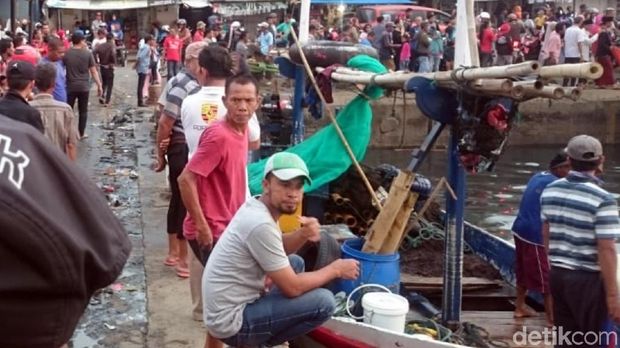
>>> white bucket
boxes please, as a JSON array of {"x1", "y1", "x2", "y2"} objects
[{"x1": 361, "y1": 292, "x2": 409, "y2": 333}]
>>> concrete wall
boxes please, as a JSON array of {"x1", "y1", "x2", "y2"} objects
[{"x1": 319, "y1": 89, "x2": 620, "y2": 149}]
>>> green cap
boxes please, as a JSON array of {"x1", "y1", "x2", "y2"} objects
[{"x1": 263, "y1": 152, "x2": 312, "y2": 185}]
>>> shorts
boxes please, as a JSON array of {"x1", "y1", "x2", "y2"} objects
[
  {"x1": 166, "y1": 142, "x2": 189, "y2": 239},
  {"x1": 514, "y1": 235, "x2": 549, "y2": 294}
]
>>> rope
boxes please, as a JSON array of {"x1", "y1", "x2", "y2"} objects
[
  {"x1": 407, "y1": 319, "x2": 510, "y2": 348},
  {"x1": 400, "y1": 219, "x2": 472, "y2": 253}
]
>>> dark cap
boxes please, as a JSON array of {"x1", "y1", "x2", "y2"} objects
[
  {"x1": 602, "y1": 16, "x2": 615, "y2": 24},
  {"x1": 549, "y1": 152, "x2": 569, "y2": 169},
  {"x1": 565, "y1": 134, "x2": 603, "y2": 162},
  {"x1": 72, "y1": 29, "x2": 85, "y2": 41},
  {"x1": 7, "y1": 60, "x2": 35, "y2": 80},
  {"x1": 0, "y1": 117, "x2": 131, "y2": 348}
]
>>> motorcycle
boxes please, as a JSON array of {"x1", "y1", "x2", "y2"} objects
[
  {"x1": 521, "y1": 33, "x2": 542, "y2": 61},
  {"x1": 114, "y1": 38, "x2": 127, "y2": 67},
  {"x1": 512, "y1": 39, "x2": 524, "y2": 63}
]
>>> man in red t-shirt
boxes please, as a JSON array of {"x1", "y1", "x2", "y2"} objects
[
  {"x1": 178, "y1": 74, "x2": 260, "y2": 265},
  {"x1": 163, "y1": 28, "x2": 182, "y2": 79},
  {"x1": 496, "y1": 15, "x2": 515, "y2": 66},
  {"x1": 178, "y1": 74, "x2": 260, "y2": 348}
]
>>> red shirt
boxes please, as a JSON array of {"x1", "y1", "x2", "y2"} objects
[
  {"x1": 479, "y1": 28, "x2": 495, "y2": 53},
  {"x1": 193, "y1": 30, "x2": 204, "y2": 42},
  {"x1": 183, "y1": 121, "x2": 249, "y2": 241},
  {"x1": 163, "y1": 36, "x2": 182, "y2": 62}
]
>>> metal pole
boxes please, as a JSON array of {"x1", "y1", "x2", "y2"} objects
[
  {"x1": 28, "y1": 0, "x2": 33, "y2": 39},
  {"x1": 291, "y1": 66, "x2": 305, "y2": 145},
  {"x1": 10, "y1": 0, "x2": 17, "y2": 33},
  {"x1": 441, "y1": 126, "x2": 466, "y2": 325},
  {"x1": 292, "y1": 0, "x2": 310, "y2": 145}
]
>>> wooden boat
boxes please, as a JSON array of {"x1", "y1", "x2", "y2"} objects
[{"x1": 291, "y1": 221, "x2": 549, "y2": 348}]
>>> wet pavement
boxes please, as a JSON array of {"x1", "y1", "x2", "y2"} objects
[
  {"x1": 68, "y1": 68, "x2": 206, "y2": 348},
  {"x1": 70, "y1": 81, "x2": 151, "y2": 347}
]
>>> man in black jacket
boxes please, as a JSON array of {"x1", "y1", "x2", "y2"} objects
[
  {"x1": 0, "y1": 60, "x2": 43, "y2": 132},
  {"x1": 0, "y1": 116, "x2": 131, "y2": 348}
]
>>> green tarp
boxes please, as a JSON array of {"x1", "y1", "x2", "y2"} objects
[{"x1": 248, "y1": 55, "x2": 387, "y2": 195}]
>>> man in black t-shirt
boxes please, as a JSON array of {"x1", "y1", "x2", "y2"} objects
[
  {"x1": 63, "y1": 30, "x2": 102, "y2": 139},
  {"x1": 0, "y1": 60, "x2": 43, "y2": 132}
]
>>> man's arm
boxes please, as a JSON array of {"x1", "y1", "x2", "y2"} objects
[
  {"x1": 154, "y1": 113, "x2": 174, "y2": 172},
  {"x1": 177, "y1": 168, "x2": 213, "y2": 247},
  {"x1": 281, "y1": 217, "x2": 321, "y2": 254},
  {"x1": 268, "y1": 258, "x2": 359, "y2": 298},
  {"x1": 597, "y1": 238, "x2": 620, "y2": 321},
  {"x1": 88, "y1": 54, "x2": 102, "y2": 96},
  {"x1": 542, "y1": 221, "x2": 550, "y2": 251}
]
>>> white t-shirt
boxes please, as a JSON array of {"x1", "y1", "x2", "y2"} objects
[
  {"x1": 564, "y1": 25, "x2": 586, "y2": 58},
  {"x1": 203, "y1": 197, "x2": 290, "y2": 339},
  {"x1": 180, "y1": 86, "x2": 260, "y2": 158},
  {"x1": 92, "y1": 37, "x2": 107, "y2": 51}
]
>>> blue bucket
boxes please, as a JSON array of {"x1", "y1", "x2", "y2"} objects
[{"x1": 336, "y1": 238, "x2": 400, "y2": 295}]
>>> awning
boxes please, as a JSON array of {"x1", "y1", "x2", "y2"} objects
[
  {"x1": 47, "y1": 0, "x2": 150, "y2": 9},
  {"x1": 181, "y1": 0, "x2": 210, "y2": 8},
  {"x1": 311, "y1": 0, "x2": 413, "y2": 4},
  {"x1": 214, "y1": 1, "x2": 287, "y2": 16}
]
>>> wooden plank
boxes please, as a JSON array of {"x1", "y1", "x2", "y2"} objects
[
  {"x1": 379, "y1": 191, "x2": 418, "y2": 254},
  {"x1": 362, "y1": 171, "x2": 415, "y2": 253},
  {"x1": 400, "y1": 274, "x2": 502, "y2": 287}
]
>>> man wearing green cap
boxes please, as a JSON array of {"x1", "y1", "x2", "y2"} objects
[{"x1": 202, "y1": 152, "x2": 360, "y2": 347}]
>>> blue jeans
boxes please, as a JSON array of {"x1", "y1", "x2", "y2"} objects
[
  {"x1": 167, "y1": 60, "x2": 179, "y2": 79},
  {"x1": 417, "y1": 56, "x2": 432, "y2": 73},
  {"x1": 221, "y1": 255, "x2": 336, "y2": 347}
]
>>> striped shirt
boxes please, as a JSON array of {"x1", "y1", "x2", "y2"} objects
[
  {"x1": 162, "y1": 70, "x2": 200, "y2": 144},
  {"x1": 541, "y1": 171, "x2": 620, "y2": 272}
]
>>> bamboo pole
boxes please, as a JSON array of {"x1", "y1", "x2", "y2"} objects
[
  {"x1": 522, "y1": 84, "x2": 565, "y2": 99},
  {"x1": 539, "y1": 62, "x2": 603, "y2": 80},
  {"x1": 512, "y1": 80, "x2": 544, "y2": 90},
  {"x1": 564, "y1": 87, "x2": 583, "y2": 101},
  {"x1": 318, "y1": 61, "x2": 540, "y2": 88},
  {"x1": 289, "y1": 29, "x2": 383, "y2": 210}
]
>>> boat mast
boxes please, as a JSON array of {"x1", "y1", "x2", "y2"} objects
[
  {"x1": 441, "y1": 0, "x2": 476, "y2": 326},
  {"x1": 292, "y1": 0, "x2": 311, "y2": 144}
]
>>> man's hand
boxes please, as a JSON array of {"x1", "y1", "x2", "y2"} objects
[
  {"x1": 608, "y1": 295, "x2": 620, "y2": 322},
  {"x1": 197, "y1": 223, "x2": 214, "y2": 249},
  {"x1": 97, "y1": 84, "x2": 103, "y2": 97},
  {"x1": 159, "y1": 137, "x2": 170, "y2": 153},
  {"x1": 330, "y1": 259, "x2": 360, "y2": 280},
  {"x1": 152, "y1": 155, "x2": 167, "y2": 172},
  {"x1": 298, "y1": 216, "x2": 321, "y2": 242}
]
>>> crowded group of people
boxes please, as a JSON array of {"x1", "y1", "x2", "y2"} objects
[{"x1": 476, "y1": 4, "x2": 619, "y2": 87}]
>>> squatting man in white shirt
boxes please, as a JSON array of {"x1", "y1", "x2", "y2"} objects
[{"x1": 202, "y1": 152, "x2": 360, "y2": 347}]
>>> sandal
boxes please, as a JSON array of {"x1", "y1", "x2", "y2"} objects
[
  {"x1": 175, "y1": 265, "x2": 190, "y2": 279},
  {"x1": 163, "y1": 256, "x2": 178, "y2": 266}
]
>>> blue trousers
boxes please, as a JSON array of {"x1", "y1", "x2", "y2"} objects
[{"x1": 221, "y1": 255, "x2": 336, "y2": 347}]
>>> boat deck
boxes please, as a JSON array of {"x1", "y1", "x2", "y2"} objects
[
  {"x1": 461, "y1": 311, "x2": 550, "y2": 348},
  {"x1": 403, "y1": 274, "x2": 550, "y2": 348}
]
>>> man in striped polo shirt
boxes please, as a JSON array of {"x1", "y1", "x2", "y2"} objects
[{"x1": 541, "y1": 135, "x2": 620, "y2": 337}]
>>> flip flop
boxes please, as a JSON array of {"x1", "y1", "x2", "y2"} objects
[
  {"x1": 175, "y1": 265, "x2": 190, "y2": 279},
  {"x1": 163, "y1": 256, "x2": 178, "y2": 266}
]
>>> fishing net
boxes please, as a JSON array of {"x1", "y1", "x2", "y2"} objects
[{"x1": 248, "y1": 55, "x2": 387, "y2": 195}]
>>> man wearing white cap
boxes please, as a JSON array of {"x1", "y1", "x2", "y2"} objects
[
  {"x1": 203, "y1": 152, "x2": 360, "y2": 347},
  {"x1": 257, "y1": 22, "x2": 274, "y2": 57},
  {"x1": 541, "y1": 135, "x2": 620, "y2": 336}
]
